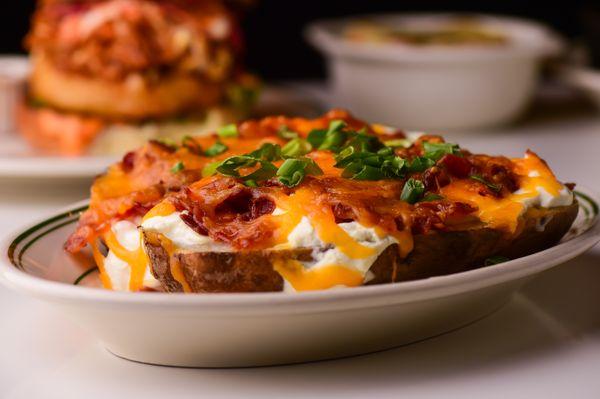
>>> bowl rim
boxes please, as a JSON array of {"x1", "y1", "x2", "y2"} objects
[
  {"x1": 1, "y1": 187, "x2": 599, "y2": 313},
  {"x1": 305, "y1": 12, "x2": 564, "y2": 64}
]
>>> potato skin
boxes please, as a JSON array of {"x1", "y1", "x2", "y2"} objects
[{"x1": 144, "y1": 203, "x2": 579, "y2": 293}]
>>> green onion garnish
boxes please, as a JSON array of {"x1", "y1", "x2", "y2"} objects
[
  {"x1": 384, "y1": 138, "x2": 411, "y2": 148},
  {"x1": 170, "y1": 161, "x2": 185, "y2": 174},
  {"x1": 181, "y1": 135, "x2": 203, "y2": 155},
  {"x1": 204, "y1": 141, "x2": 228, "y2": 157},
  {"x1": 282, "y1": 138, "x2": 312, "y2": 158},
  {"x1": 202, "y1": 160, "x2": 221, "y2": 177},
  {"x1": 248, "y1": 143, "x2": 282, "y2": 161},
  {"x1": 420, "y1": 193, "x2": 444, "y2": 202},
  {"x1": 277, "y1": 158, "x2": 323, "y2": 187},
  {"x1": 423, "y1": 142, "x2": 460, "y2": 161},
  {"x1": 277, "y1": 125, "x2": 299, "y2": 140},
  {"x1": 400, "y1": 178, "x2": 425, "y2": 204},
  {"x1": 470, "y1": 174, "x2": 501, "y2": 192},
  {"x1": 217, "y1": 124, "x2": 238, "y2": 138},
  {"x1": 406, "y1": 157, "x2": 435, "y2": 173}
]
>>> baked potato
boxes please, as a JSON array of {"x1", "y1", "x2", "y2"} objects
[
  {"x1": 143, "y1": 204, "x2": 578, "y2": 293},
  {"x1": 66, "y1": 109, "x2": 579, "y2": 293}
]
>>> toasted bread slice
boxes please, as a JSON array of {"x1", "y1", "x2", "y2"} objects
[{"x1": 143, "y1": 202, "x2": 578, "y2": 293}]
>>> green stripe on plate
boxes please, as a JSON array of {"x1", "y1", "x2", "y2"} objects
[{"x1": 8, "y1": 205, "x2": 88, "y2": 270}]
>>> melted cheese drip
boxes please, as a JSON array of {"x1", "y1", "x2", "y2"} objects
[
  {"x1": 142, "y1": 200, "x2": 193, "y2": 292},
  {"x1": 95, "y1": 202, "x2": 178, "y2": 291},
  {"x1": 91, "y1": 241, "x2": 113, "y2": 290},
  {"x1": 143, "y1": 201, "x2": 176, "y2": 221},
  {"x1": 155, "y1": 233, "x2": 192, "y2": 293},
  {"x1": 102, "y1": 230, "x2": 148, "y2": 291},
  {"x1": 273, "y1": 259, "x2": 364, "y2": 291},
  {"x1": 441, "y1": 152, "x2": 569, "y2": 234},
  {"x1": 274, "y1": 187, "x2": 376, "y2": 259}
]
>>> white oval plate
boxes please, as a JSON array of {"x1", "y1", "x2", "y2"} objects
[{"x1": 1, "y1": 189, "x2": 599, "y2": 367}]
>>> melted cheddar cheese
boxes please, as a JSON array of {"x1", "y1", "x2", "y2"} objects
[{"x1": 441, "y1": 152, "x2": 572, "y2": 234}]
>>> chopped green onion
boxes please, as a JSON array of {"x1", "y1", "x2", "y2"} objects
[
  {"x1": 351, "y1": 164, "x2": 386, "y2": 180},
  {"x1": 400, "y1": 178, "x2": 425, "y2": 204},
  {"x1": 407, "y1": 157, "x2": 435, "y2": 173},
  {"x1": 215, "y1": 155, "x2": 277, "y2": 183},
  {"x1": 318, "y1": 120, "x2": 347, "y2": 151},
  {"x1": 277, "y1": 158, "x2": 323, "y2": 187},
  {"x1": 154, "y1": 138, "x2": 178, "y2": 151},
  {"x1": 202, "y1": 160, "x2": 221, "y2": 177},
  {"x1": 244, "y1": 162, "x2": 278, "y2": 182},
  {"x1": 470, "y1": 174, "x2": 501, "y2": 192},
  {"x1": 307, "y1": 129, "x2": 327, "y2": 149},
  {"x1": 217, "y1": 124, "x2": 238, "y2": 138},
  {"x1": 277, "y1": 125, "x2": 299, "y2": 140},
  {"x1": 420, "y1": 193, "x2": 444, "y2": 202},
  {"x1": 379, "y1": 157, "x2": 406, "y2": 178},
  {"x1": 282, "y1": 138, "x2": 312, "y2": 158},
  {"x1": 244, "y1": 179, "x2": 258, "y2": 187},
  {"x1": 384, "y1": 139, "x2": 411, "y2": 148},
  {"x1": 170, "y1": 161, "x2": 185, "y2": 174},
  {"x1": 181, "y1": 135, "x2": 203, "y2": 155},
  {"x1": 216, "y1": 156, "x2": 257, "y2": 177},
  {"x1": 484, "y1": 256, "x2": 510, "y2": 266},
  {"x1": 204, "y1": 141, "x2": 228, "y2": 157},
  {"x1": 423, "y1": 142, "x2": 460, "y2": 161},
  {"x1": 248, "y1": 143, "x2": 282, "y2": 161}
]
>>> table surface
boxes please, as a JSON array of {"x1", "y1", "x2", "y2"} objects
[{"x1": 1, "y1": 86, "x2": 600, "y2": 399}]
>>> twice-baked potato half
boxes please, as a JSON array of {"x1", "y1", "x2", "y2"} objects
[{"x1": 66, "y1": 110, "x2": 577, "y2": 293}]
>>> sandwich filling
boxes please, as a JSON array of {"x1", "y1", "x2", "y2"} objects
[{"x1": 66, "y1": 110, "x2": 573, "y2": 292}]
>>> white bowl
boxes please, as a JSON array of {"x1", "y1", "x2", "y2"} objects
[
  {"x1": 0, "y1": 189, "x2": 598, "y2": 368},
  {"x1": 306, "y1": 14, "x2": 563, "y2": 131}
]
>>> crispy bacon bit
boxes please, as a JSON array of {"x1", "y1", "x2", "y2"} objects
[
  {"x1": 439, "y1": 154, "x2": 472, "y2": 178},
  {"x1": 412, "y1": 201, "x2": 477, "y2": 234},
  {"x1": 394, "y1": 217, "x2": 406, "y2": 231},
  {"x1": 384, "y1": 129, "x2": 407, "y2": 139},
  {"x1": 249, "y1": 197, "x2": 276, "y2": 221},
  {"x1": 180, "y1": 211, "x2": 209, "y2": 236},
  {"x1": 422, "y1": 166, "x2": 450, "y2": 191},
  {"x1": 121, "y1": 151, "x2": 136, "y2": 172},
  {"x1": 214, "y1": 190, "x2": 276, "y2": 222},
  {"x1": 332, "y1": 202, "x2": 356, "y2": 223}
]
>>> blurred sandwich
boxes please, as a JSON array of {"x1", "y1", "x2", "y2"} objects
[{"x1": 19, "y1": 0, "x2": 257, "y2": 155}]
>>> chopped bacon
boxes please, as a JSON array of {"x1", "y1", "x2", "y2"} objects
[
  {"x1": 439, "y1": 154, "x2": 472, "y2": 178},
  {"x1": 412, "y1": 201, "x2": 477, "y2": 234},
  {"x1": 422, "y1": 166, "x2": 450, "y2": 191}
]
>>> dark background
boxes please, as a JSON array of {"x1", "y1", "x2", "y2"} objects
[{"x1": 2, "y1": 1, "x2": 599, "y2": 79}]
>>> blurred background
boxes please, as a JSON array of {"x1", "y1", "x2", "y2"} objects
[{"x1": 2, "y1": 0, "x2": 600, "y2": 80}]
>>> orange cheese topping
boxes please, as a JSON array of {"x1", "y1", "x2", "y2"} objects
[
  {"x1": 273, "y1": 187, "x2": 376, "y2": 259},
  {"x1": 441, "y1": 152, "x2": 567, "y2": 233},
  {"x1": 91, "y1": 241, "x2": 112, "y2": 290},
  {"x1": 102, "y1": 229, "x2": 148, "y2": 291},
  {"x1": 273, "y1": 259, "x2": 364, "y2": 291},
  {"x1": 155, "y1": 234, "x2": 192, "y2": 293}
]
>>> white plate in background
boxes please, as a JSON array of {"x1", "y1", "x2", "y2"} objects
[{"x1": 0, "y1": 56, "x2": 325, "y2": 181}]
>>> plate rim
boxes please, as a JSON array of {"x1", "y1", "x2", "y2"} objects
[{"x1": 1, "y1": 187, "x2": 599, "y2": 312}]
